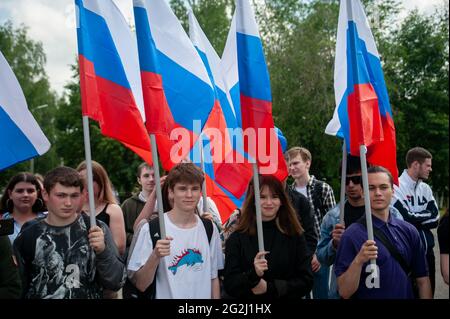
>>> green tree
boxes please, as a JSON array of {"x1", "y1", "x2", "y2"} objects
[
  {"x1": 385, "y1": 6, "x2": 449, "y2": 203},
  {"x1": 261, "y1": 1, "x2": 342, "y2": 190},
  {"x1": 0, "y1": 21, "x2": 59, "y2": 186},
  {"x1": 170, "y1": 0, "x2": 232, "y2": 54}
]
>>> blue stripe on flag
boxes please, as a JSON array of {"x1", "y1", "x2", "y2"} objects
[
  {"x1": 229, "y1": 83, "x2": 242, "y2": 127},
  {"x1": 0, "y1": 105, "x2": 39, "y2": 170},
  {"x1": 134, "y1": 7, "x2": 160, "y2": 74},
  {"x1": 133, "y1": 7, "x2": 214, "y2": 132},
  {"x1": 346, "y1": 21, "x2": 392, "y2": 117},
  {"x1": 236, "y1": 32, "x2": 271, "y2": 102},
  {"x1": 76, "y1": 0, "x2": 131, "y2": 89}
]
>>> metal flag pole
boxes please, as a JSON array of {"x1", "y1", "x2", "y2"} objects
[
  {"x1": 150, "y1": 134, "x2": 166, "y2": 239},
  {"x1": 252, "y1": 163, "x2": 265, "y2": 252},
  {"x1": 339, "y1": 141, "x2": 348, "y2": 224},
  {"x1": 360, "y1": 145, "x2": 376, "y2": 267},
  {"x1": 347, "y1": 0, "x2": 376, "y2": 270},
  {"x1": 199, "y1": 137, "x2": 209, "y2": 213},
  {"x1": 82, "y1": 116, "x2": 98, "y2": 229}
]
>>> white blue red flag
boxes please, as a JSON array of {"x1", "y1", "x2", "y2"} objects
[
  {"x1": 133, "y1": 0, "x2": 215, "y2": 170},
  {"x1": 325, "y1": 0, "x2": 398, "y2": 183},
  {"x1": 226, "y1": 0, "x2": 288, "y2": 180},
  {"x1": 0, "y1": 50, "x2": 51, "y2": 171},
  {"x1": 75, "y1": 0, "x2": 152, "y2": 164},
  {"x1": 188, "y1": 9, "x2": 251, "y2": 218}
]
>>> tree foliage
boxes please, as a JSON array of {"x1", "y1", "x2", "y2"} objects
[
  {"x1": 0, "y1": 22, "x2": 59, "y2": 187},
  {"x1": 385, "y1": 5, "x2": 449, "y2": 198}
]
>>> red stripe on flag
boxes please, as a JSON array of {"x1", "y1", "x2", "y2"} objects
[
  {"x1": 366, "y1": 114, "x2": 399, "y2": 185},
  {"x1": 205, "y1": 173, "x2": 237, "y2": 222},
  {"x1": 215, "y1": 150, "x2": 253, "y2": 198},
  {"x1": 79, "y1": 55, "x2": 101, "y2": 121},
  {"x1": 140, "y1": 71, "x2": 196, "y2": 170},
  {"x1": 348, "y1": 83, "x2": 383, "y2": 156},
  {"x1": 240, "y1": 94, "x2": 288, "y2": 180},
  {"x1": 347, "y1": 83, "x2": 398, "y2": 184},
  {"x1": 79, "y1": 55, "x2": 152, "y2": 162}
]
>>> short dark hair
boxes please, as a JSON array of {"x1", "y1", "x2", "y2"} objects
[
  {"x1": 406, "y1": 147, "x2": 432, "y2": 168},
  {"x1": 137, "y1": 162, "x2": 153, "y2": 177},
  {"x1": 166, "y1": 163, "x2": 204, "y2": 191},
  {"x1": 44, "y1": 166, "x2": 84, "y2": 193},
  {"x1": 367, "y1": 166, "x2": 394, "y2": 188},
  {"x1": 340, "y1": 155, "x2": 366, "y2": 176}
]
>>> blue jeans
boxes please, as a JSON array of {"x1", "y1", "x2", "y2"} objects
[{"x1": 306, "y1": 265, "x2": 330, "y2": 299}]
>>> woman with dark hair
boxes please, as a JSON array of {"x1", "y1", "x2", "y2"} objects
[
  {"x1": 223, "y1": 175, "x2": 313, "y2": 299},
  {"x1": 0, "y1": 172, "x2": 46, "y2": 244}
]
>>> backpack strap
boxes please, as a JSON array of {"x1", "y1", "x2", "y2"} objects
[
  {"x1": 148, "y1": 217, "x2": 161, "y2": 248},
  {"x1": 357, "y1": 218, "x2": 411, "y2": 276},
  {"x1": 311, "y1": 180, "x2": 324, "y2": 216},
  {"x1": 148, "y1": 216, "x2": 213, "y2": 245},
  {"x1": 200, "y1": 217, "x2": 213, "y2": 244}
]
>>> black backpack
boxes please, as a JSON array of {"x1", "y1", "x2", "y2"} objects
[
  {"x1": 311, "y1": 180, "x2": 326, "y2": 218},
  {"x1": 124, "y1": 216, "x2": 214, "y2": 299}
]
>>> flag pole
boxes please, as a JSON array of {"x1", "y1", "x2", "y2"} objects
[
  {"x1": 360, "y1": 146, "x2": 376, "y2": 267},
  {"x1": 347, "y1": 0, "x2": 376, "y2": 269},
  {"x1": 82, "y1": 116, "x2": 98, "y2": 229},
  {"x1": 339, "y1": 141, "x2": 347, "y2": 224},
  {"x1": 199, "y1": 137, "x2": 209, "y2": 213},
  {"x1": 252, "y1": 163, "x2": 265, "y2": 252},
  {"x1": 150, "y1": 134, "x2": 166, "y2": 239}
]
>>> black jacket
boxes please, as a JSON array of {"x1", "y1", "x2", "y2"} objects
[
  {"x1": 287, "y1": 187, "x2": 318, "y2": 256},
  {"x1": 223, "y1": 220, "x2": 313, "y2": 299}
]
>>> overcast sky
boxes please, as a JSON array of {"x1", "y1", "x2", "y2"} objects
[{"x1": 0, "y1": 0, "x2": 445, "y2": 96}]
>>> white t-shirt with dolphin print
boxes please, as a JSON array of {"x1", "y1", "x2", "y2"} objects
[{"x1": 127, "y1": 213, "x2": 224, "y2": 299}]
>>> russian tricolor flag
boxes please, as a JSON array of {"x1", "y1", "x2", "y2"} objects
[
  {"x1": 0, "y1": 50, "x2": 51, "y2": 171},
  {"x1": 325, "y1": 0, "x2": 398, "y2": 183},
  {"x1": 189, "y1": 11, "x2": 252, "y2": 202},
  {"x1": 188, "y1": 9, "x2": 251, "y2": 219},
  {"x1": 75, "y1": 0, "x2": 152, "y2": 163},
  {"x1": 231, "y1": 0, "x2": 288, "y2": 180},
  {"x1": 133, "y1": 0, "x2": 215, "y2": 170}
]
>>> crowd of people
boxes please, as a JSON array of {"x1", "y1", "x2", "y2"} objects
[{"x1": 0, "y1": 146, "x2": 447, "y2": 299}]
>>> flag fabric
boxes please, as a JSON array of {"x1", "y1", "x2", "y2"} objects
[
  {"x1": 325, "y1": 0, "x2": 398, "y2": 183},
  {"x1": 228, "y1": 0, "x2": 288, "y2": 181},
  {"x1": 133, "y1": 0, "x2": 215, "y2": 171},
  {"x1": 190, "y1": 10, "x2": 252, "y2": 201},
  {"x1": 75, "y1": 0, "x2": 152, "y2": 164},
  {"x1": 188, "y1": 9, "x2": 251, "y2": 219},
  {"x1": 0, "y1": 51, "x2": 51, "y2": 171}
]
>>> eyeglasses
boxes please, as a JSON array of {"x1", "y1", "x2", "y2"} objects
[{"x1": 345, "y1": 175, "x2": 362, "y2": 185}]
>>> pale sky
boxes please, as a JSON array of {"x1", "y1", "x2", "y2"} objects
[{"x1": 0, "y1": 0, "x2": 445, "y2": 96}]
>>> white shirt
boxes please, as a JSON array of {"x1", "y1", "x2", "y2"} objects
[
  {"x1": 127, "y1": 214, "x2": 224, "y2": 299},
  {"x1": 295, "y1": 185, "x2": 307, "y2": 197}
]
